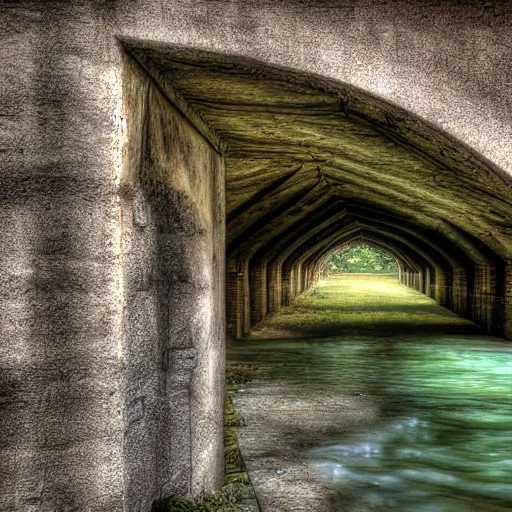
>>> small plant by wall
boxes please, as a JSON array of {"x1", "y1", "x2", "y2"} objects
[{"x1": 151, "y1": 365, "x2": 261, "y2": 512}]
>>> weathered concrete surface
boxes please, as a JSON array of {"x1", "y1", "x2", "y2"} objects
[
  {"x1": 0, "y1": 1, "x2": 511, "y2": 511},
  {"x1": 121, "y1": 55, "x2": 226, "y2": 509}
]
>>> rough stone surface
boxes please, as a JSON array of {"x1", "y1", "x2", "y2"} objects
[
  {"x1": 121, "y1": 55, "x2": 226, "y2": 509},
  {"x1": 233, "y1": 382, "x2": 378, "y2": 512}
]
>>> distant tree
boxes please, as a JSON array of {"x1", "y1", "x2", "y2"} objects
[{"x1": 326, "y1": 243, "x2": 398, "y2": 274}]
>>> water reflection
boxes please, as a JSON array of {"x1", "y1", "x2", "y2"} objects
[
  {"x1": 308, "y1": 337, "x2": 512, "y2": 511},
  {"x1": 228, "y1": 278, "x2": 512, "y2": 511}
]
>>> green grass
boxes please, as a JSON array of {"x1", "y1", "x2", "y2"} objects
[
  {"x1": 226, "y1": 364, "x2": 265, "y2": 391},
  {"x1": 251, "y1": 275, "x2": 479, "y2": 339},
  {"x1": 151, "y1": 485, "x2": 250, "y2": 512}
]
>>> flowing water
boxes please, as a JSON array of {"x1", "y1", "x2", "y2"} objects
[{"x1": 228, "y1": 277, "x2": 512, "y2": 511}]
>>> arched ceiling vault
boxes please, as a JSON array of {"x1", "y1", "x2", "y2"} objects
[
  {"x1": 293, "y1": 224, "x2": 445, "y2": 276},
  {"x1": 125, "y1": 43, "x2": 512, "y2": 263},
  {"x1": 309, "y1": 232, "x2": 431, "y2": 276},
  {"x1": 305, "y1": 228, "x2": 442, "y2": 275},
  {"x1": 246, "y1": 202, "x2": 483, "y2": 273}
]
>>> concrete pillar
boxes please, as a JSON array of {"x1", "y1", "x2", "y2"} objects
[
  {"x1": 452, "y1": 267, "x2": 468, "y2": 317},
  {"x1": 241, "y1": 259, "x2": 252, "y2": 337},
  {"x1": 425, "y1": 267, "x2": 432, "y2": 297},
  {"x1": 250, "y1": 261, "x2": 268, "y2": 325},
  {"x1": 236, "y1": 261, "x2": 245, "y2": 339},
  {"x1": 471, "y1": 265, "x2": 496, "y2": 332},
  {"x1": 289, "y1": 265, "x2": 296, "y2": 300},
  {"x1": 504, "y1": 260, "x2": 512, "y2": 340},
  {"x1": 267, "y1": 263, "x2": 282, "y2": 313},
  {"x1": 121, "y1": 68, "x2": 227, "y2": 509},
  {"x1": 418, "y1": 270, "x2": 424, "y2": 293},
  {"x1": 302, "y1": 265, "x2": 309, "y2": 291},
  {"x1": 435, "y1": 269, "x2": 451, "y2": 307},
  {"x1": 281, "y1": 266, "x2": 291, "y2": 305},
  {"x1": 303, "y1": 266, "x2": 309, "y2": 290},
  {"x1": 306, "y1": 266, "x2": 316, "y2": 289},
  {"x1": 296, "y1": 264, "x2": 303, "y2": 295},
  {"x1": 228, "y1": 259, "x2": 250, "y2": 339},
  {"x1": 226, "y1": 259, "x2": 239, "y2": 336}
]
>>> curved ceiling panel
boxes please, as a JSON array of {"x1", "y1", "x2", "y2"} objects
[{"x1": 126, "y1": 42, "x2": 512, "y2": 261}]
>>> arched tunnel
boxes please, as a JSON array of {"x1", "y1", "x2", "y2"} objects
[
  {"x1": 125, "y1": 42, "x2": 512, "y2": 342},
  {"x1": 118, "y1": 42, "x2": 512, "y2": 510}
]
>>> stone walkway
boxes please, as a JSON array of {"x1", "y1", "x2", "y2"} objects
[{"x1": 231, "y1": 383, "x2": 377, "y2": 512}]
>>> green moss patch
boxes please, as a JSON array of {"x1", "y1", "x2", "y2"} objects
[
  {"x1": 152, "y1": 484, "x2": 251, "y2": 512},
  {"x1": 226, "y1": 364, "x2": 264, "y2": 391},
  {"x1": 152, "y1": 365, "x2": 259, "y2": 512}
]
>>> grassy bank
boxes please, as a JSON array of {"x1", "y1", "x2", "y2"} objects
[{"x1": 251, "y1": 275, "x2": 478, "y2": 339}]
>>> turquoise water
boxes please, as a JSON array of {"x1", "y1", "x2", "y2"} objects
[
  {"x1": 309, "y1": 337, "x2": 512, "y2": 511},
  {"x1": 228, "y1": 279, "x2": 512, "y2": 511},
  {"x1": 230, "y1": 336, "x2": 512, "y2": 511}
]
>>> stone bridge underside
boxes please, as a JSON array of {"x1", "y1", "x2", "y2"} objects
[
  {"x1": 127, "y1": 42, "x2": 512, "y2": 341},
  {"x1": 3, "y1": 3, "x2": 512, "y2": 511}
]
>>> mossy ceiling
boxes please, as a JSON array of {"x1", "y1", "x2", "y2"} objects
[{"x1": 125, "y1": 42, "x2": 512, "y2": 266}]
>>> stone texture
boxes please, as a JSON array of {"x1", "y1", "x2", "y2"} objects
[
  {"x1": 120, "y1": 55, "x2": 226, "y2": 509},
  {"x1": 233, "y1": 382, "x2": 380, "y2": 512}
]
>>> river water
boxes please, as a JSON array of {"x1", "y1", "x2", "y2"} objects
[{"x1": 228, "y1": 277, "x2": 512, "y2": 511}]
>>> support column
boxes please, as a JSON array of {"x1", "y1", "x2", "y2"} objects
[
  {"x1": 425, "y1": 267, "x2": 432, "y2": 297},
  {"x1": 226, "y1": 259, "x2": 238, "y2": 337},
  {"x1": 228, "y1": 259, "x2": 250, "y2": 339},
  {"x1": 296, "y1": 264, "x2": 303, "y2": 295},
  {"x1": 452, "y1": 267, "x2": 468, "y2": 317},
  {"x1": 267, "y1": 263, "x2": 282, "y2": 313},
  {"x1": 289, "y1": 265, "x2": 296, "y2": 300},
  {"x1": 435, "y1": 269, "x2": 451, "y2": 307},
  {"x1": 471, "y1": 265, "x2": 496, "y2": 333},
  {"x1": 504, "y1": 260, "x2": 512, "y2": 340},
  {"x1": 281, "y1": 266, "x2": 291, "y2": 305},
  {"x1": 250, "y1": 261, "x2": 268, "y2": 325},
  {"x1": 241, "y1": 259, "x2": 251, "y2": 337}
]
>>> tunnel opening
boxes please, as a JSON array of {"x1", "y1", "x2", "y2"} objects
[
  {"x1": 119, "y1": 41, "x2": 512, "y2": 508},
  {"x1": 229, "y1": 276, "x2": 512, "y2": 511},
  {"x1": 322, "y1": 241, "x2": 399, "y2": 277}
]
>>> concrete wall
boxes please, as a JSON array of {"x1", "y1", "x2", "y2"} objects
[
  {"x1": 0, "y1": 12, "x2": 227, "y2": 512},
  {"x1": 121, "y1": 56, "x2": 226, "y2": 509}
]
